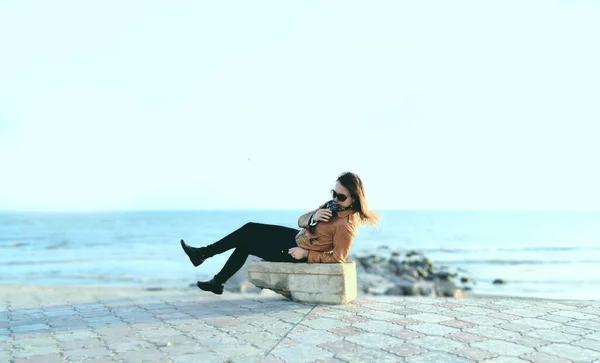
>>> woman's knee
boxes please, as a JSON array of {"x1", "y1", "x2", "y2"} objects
[
  {"x1": 238, "y1": 222, "x2": 262, "y2": 242},
  {"x1": 242, "y1": 222, "x2": 259, "y2": 232},
  {"x1": 243, "y1": 222, "x2": 269, "y2": 230}
]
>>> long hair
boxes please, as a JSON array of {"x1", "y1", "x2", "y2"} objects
[{"x1": 337, "y1": 172, "x2": 380, "y2": 227}]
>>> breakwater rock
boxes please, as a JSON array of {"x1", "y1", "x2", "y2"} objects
[{"x1": 348, "y1": 250, "x2": 472, "y2": 297}]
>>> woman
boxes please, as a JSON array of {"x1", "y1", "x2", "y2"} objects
[{"x1": 180, "y1": 171, "x2": 379, "y2": 295}]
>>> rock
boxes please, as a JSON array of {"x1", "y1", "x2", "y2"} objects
[
  {"x1": 397, "y1": 273, "x2": 418, "y2": 283},
  {"x1": 384, "y1": 286, "x2": 404, "y2": 295},
  {"x1": 452, "y1": 289, "x2": 465, "y2": 298},
  {"x1": 389, "y1": 280, "x2": 437, "y2": 297},
  {"x1": 436, "y1": 271, "x2": 452, "y2": 280},
  {"x1": 415, "y1": 267, "x2": 429, "y2": 278},
  {"x1": 492, "y1": 279, "x2": 506, "y2": 285},
  {"x1": 435, "y1": 277, "x2": 459, "y2": 297},
  {"x1": 352, "y1": 249, "x2": 474, "y2": 297},
  {"x1": 355, "y1": 255, "x2": 381, "y2": 271},
  {"x1": 388, "y1": 263, "x2": 403, "y2": 277},
  {"x1": 365, "y1": 265, "x2": 386, "y2": 275},
  {"x1": 357, "y1": 272, "x2": 392, "y2": 294},
  {"x1": 404, "y1": 268, "x2": 419, "y2": 279},
  {"x1": 406, "y1": 250, "x2": 418, "y2": 258},
  {"x1": 401, "y1": 285, "x2": 416, "y2": 296},
  {"x1": 353, "y1": 258, "x2": 366, "y2": 275},
  {"x1": 413, "y1": 281, "x2": 437, "y2": 297},
  {"x1": 369, "y1": 282, "x2": 396, "y2": 295}
]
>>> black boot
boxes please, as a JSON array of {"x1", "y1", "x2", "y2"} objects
[
  {"x1": 180, "y1": 239, "x2": 207, "y2": 267},
  {"x1": 196, "y1": 278, "x2": 224, "y2": 295}
]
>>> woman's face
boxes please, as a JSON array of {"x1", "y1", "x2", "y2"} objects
[{"x1": 332, "y1": 181, "x2": 354, "y2": 208}]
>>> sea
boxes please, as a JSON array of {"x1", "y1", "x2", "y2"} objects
[{"x1": 1, "y1": 210, "x2": 599, "y2": 300}]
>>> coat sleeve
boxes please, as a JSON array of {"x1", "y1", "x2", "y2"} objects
[
  {"x1": 297, "y1": 206, "x2": 322, "y2": 229},
  {"x1": 307, "y1": 222, "x2": 357, "y2": 263}
]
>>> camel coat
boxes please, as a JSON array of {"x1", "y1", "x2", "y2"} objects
[{"x1": 295, "y1": 206, "x2": 359, "y2": 263}]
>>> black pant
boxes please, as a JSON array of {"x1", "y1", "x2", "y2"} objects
[{"x1": 204, "y1": 222, "x2": 307, "y2": 284}]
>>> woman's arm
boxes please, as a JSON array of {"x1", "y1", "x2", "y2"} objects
[
  {"x1": 297, "y1": 207, "x2": 321, "y2": 229},
  {"x1": 307, "y1": 222, "x2": 357, "y2": 263}
]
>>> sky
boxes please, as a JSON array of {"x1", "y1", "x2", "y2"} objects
[{"x1": 1, "y1": 0, "x2": 599, "y2": 211}]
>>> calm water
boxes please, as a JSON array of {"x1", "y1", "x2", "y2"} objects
[{"x1": 1, "y1": 210, "x2": 599, "y2": 300}]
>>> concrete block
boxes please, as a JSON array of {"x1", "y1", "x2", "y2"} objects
[
  {"x1": 288, "y1": 275, "x2": 344, "y2": 294},
  {"x1": 248, "y1": 261, "x2": 357, "y2": 304}
]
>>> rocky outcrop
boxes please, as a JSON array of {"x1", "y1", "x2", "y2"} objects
[{"x1": 349, "y1": 250, "x2": 470, "y2": 298}]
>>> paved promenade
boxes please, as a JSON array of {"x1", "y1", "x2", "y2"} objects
[{"x1": 1, "y1": 285, "x2": 599, "y2": 363}]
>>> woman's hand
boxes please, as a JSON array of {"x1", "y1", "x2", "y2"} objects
[
  {"x1": 288, "y1": 247, "x2": 309, "y2": 260},
  {"x1": 313, "y1": 209, "x2": 333, "y2": 222}
]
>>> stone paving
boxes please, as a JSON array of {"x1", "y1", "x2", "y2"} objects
[{"x1": 1, "y1": 285, "x2": 600, "y2": 363}]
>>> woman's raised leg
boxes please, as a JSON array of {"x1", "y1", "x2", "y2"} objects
[
  {"x1": 181, "y1": 222, "x2": 269, "y2": 267},
  {"x1": 192, "y1": 223, "x2": 300, "y2": 294}
]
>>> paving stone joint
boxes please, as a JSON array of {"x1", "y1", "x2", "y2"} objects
[{"x1": 1, "y1": 285, "x2": 599, "y2": 363}]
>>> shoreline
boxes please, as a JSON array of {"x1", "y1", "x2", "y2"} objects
[{"x1": 2, "y1": 283, "x2": 598, "y2": 302}]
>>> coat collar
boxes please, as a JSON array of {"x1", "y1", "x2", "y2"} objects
[{"x1": 337, "y1": 209, "x2": 358, "y2": 218}]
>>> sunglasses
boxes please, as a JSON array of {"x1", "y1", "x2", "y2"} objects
[{"x1": 331, "y1": 189, "x2": 349, "y2": 202}]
